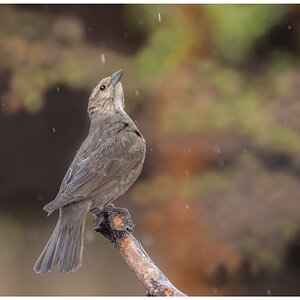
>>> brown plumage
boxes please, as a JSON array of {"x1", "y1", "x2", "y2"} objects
[{"x1": 34, "y1": 70, "x2": 146, "y2": 275}]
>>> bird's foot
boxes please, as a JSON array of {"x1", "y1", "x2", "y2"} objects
[
  {"x1": 104, "y1": 202, "x2": 115, "y2": 209},
  {"x1": 93, "y1": 205, "x2": 134, "y2": 246}
]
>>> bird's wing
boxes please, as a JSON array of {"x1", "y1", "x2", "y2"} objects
[{"x1": 44, "y1": 131, "x2": 145, "y2": 212}]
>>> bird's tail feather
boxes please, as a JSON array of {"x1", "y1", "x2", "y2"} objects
[{"x1": 34, "y1": 205, "x2": 86, "y2": 275}]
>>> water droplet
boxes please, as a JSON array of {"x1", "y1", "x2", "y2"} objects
[
  {"x1": 213, "y1": 145, "x2": 221, "y2": 154},
  {"x1": 101, "y1": 53, "x2": 106, "y2": 64},
  {"x1": 288, "y1": 25, "x2": 292, "y2": 30},
  {"x1": 135, "y1": 90, "x2": 139, "y2": 96},
  {"x1": 52, "y1": 127, "x2": 56, "y2": 133},
  {"x1": 56, "y1": 86, "x2": 60, "y2": 92},
  {"x1": 185, "y1": 204, "x2": 189, "y2": 210},
  {"x1": 158, "y1": 13, "x2": 161, "y2": 22}
]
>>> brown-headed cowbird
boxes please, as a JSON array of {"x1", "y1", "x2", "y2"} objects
[{"x1": 34, "y1": 70, "x2": 146, "y2": 275}]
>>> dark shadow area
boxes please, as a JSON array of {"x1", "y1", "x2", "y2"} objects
[
  {"x1": 0, "y1": 85, "x2": 90, "y2": 212},
  {"x1": 15, "y1": 4, "x2": 148, "y2": 55}
]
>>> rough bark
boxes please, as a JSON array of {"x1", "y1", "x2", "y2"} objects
[{"x1": 93, "y1": 207, "x2": 187, "y2": 297}]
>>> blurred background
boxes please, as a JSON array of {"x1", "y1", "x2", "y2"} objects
[{"x1": 1, "y1": 3, "x2": 300, "y2": 296}]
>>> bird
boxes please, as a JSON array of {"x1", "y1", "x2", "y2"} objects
[{"x1": 34, "y1": 70, "x2": 146, "y2": 275}]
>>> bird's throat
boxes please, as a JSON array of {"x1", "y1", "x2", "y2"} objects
[{"x1": 114, "y1": 82, "x2": 125, "y2": 112}]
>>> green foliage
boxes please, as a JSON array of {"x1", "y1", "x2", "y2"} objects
[
  {"x1": 131, "y1": 170, "x2": 232, "y2": 204},
  {"x1": 136, "y1": 26, "x2": 189, "y2": 80},
  {"x1": 204, "y1": 5, "x2": 288, "y2": 63},
  {"x1": 134, "y1": 6, "x2": 197, "y2": 81}
]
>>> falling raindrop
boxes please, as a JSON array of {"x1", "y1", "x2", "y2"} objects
[
  {"x1": 101, "y1": 53, "x2": 106, "y2": 64},
  {"x1": 52, "y1": 127, "x2": 56, "y2": 133},
  {"x1": 158, "y1": 13, "x2": 161, "y2": 22},
  {"x1": 56, "y1": 86, "x2": 60, "y2": 92},
  {"x1": 213, "y1": 145, "x2": 221, "y2": 154}
]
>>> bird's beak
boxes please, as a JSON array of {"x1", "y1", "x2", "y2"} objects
[{"x1": 110, "y1": 69, "x2": 123, "y2": 86}]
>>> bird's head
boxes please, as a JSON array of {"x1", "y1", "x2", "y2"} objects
[{"x1": 88, "y1": 69, "x2": 125, "y2": 119}]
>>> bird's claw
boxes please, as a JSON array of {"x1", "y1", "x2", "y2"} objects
[{"x1": 93, "y1": 205, "x2": 135, "y2": 245}]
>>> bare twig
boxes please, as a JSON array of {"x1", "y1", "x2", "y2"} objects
[{"x1": 93, "y1": 207, "x2": 187, "y2": 296}]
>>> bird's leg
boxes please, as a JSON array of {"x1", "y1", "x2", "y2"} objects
[
  {"x1": 93, "y1": 204, "x2": 135, "y2": 247},
  {"x1": 90, "y1": 207, "x2": 103, "y2": 216},
  {"x1": 91, "y1": 207, "x2": 105, "y2": 232}
]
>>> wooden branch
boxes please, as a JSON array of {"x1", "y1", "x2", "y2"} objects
[{"x1": 93, "y1": 207, "x2": 187, "y2": 296}]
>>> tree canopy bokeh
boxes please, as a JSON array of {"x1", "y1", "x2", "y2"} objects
[{"x1": 1, "y1": 4, "x2": 300, "y2": 296}]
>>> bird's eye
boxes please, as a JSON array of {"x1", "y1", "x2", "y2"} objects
[{"x1": 100, "y1": 85, "x2": 106, "y2": 91}]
